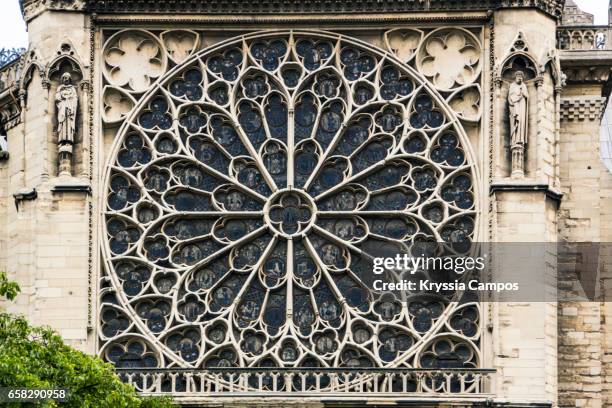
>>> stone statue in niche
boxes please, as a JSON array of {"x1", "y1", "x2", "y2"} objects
[
  {"x1": 55, "y1": 72, "x2": 78, "y2": 176},
  {"x1": 508, "y1": 71, "x2": 529, "y2": 178}
]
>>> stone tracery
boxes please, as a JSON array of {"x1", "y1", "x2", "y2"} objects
[{"x1": 100, "y1": 30, "x2": 481, "y2": 386}]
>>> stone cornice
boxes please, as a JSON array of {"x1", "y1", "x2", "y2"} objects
[
  {"x1": 490, "y1": 180, "x2": 563, "y2": 203},
  {"x1": 20, "y1": 0, "x2": 84, "y2": 22},
  {"x1": 560, "y1": 50, "x2": 612, "y2": 101},
  {"x1": 79, "y1": 0, "x2": 564, "y2": 18}
]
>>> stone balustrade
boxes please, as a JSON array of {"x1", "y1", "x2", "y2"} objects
[
  {"x1": 117, "y1": 368, "x2": 495, "y2": 397},
  {"x1": 557, "y1": 25, "x2": 611, "y2": 51}
]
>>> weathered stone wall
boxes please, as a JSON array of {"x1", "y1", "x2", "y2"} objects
[
  {"x1": 0, "y1": 11, "x2": 93, "y2": 352},
  {"x1": 557, "y1": 91, "x2": 611, "y2": 408}
]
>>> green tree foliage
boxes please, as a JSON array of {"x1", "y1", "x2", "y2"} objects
[
  {"x1": 0, "y1": 271, "x2": 20, "y2": 301},
  {"x1": 0, "y1": 276, "x2": 174, "y2": 407}
]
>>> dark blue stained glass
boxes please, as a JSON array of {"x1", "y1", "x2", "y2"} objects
[
  {"x1": 378, "y1": 328, "x2": 413, "y2": 361},
  {"x1": 237, "y1": 282, "x2": 265, "y2": 327},
  {"x1": 101, "y1": 308, "x2": 129, "y2": 337},
  {"x1": 334, "y1": 117, "x2": 371, "y2": 156},
  {"x1": 296, "y1": 39, "x2": 333, "y2": 70},
  {"x1": 210, "y1": 277, "x2": 244, "y2": 312},
  {"x1": 109, "y1": 175, "x2": 140, "y2": 210},
  {"x1": 340, "y1": 47, "x2": 376, "y2": 81},
  {"x1": 190, "y1": 138, "x2": 229, "y2": 174},
  {"x1": 238, "y1": 101, "x2": 266, "y2": 148},
  {"x1": 455, "y1": 216, "x2": 475, "y2": 235},
  {"x1": 144, "y1": 237, "x2": 170, "y2": 261},
  {"x1": 156, "y1": 135, "x2": 177, "y2": 154},
  {"x1": 295, "y1": 152, "x2": 317, "y2": 175},
  {"x1": 241, "y1": 332, "x2": 265, "y2": 354},
  {"x1": 450, "y1": 306, "x2": 478, "y2": 337},
  {"x1": 179, "y1": 107, "x2": 206, "y2": 134},
  {"x1": 405, "y1": 134, "x2": 426, "y2": 153},
  {"x1": 154, "y1": 273, "x2": 176, "y2": 294},
  {"x1": 143, "y1": 168, "x2": 170, "y2": 193},
  {"x1": 316, "y1": 292, "x2": 340, "y2": 323},
  {"x1": 413, "y1": 168, "x2": 437, "y2": 191},
  {"x1": 294, "y1": 94, "x2": 318, "y2": 141},
  {"x1": 251, "y1": 40, "x2": 287, "y2": 71},
  {"x1": 293, "y1": 290, "x2": 315, "y2": 334},
  {"x1": 178, "y1": 295, "x2": 205, "y2": 322},
  {"x1": 441, "y1": 175, "x2": 474, "y2": 210},
  {"x1": 281, "y1": 67, "x2": 301, "y2": 87},
  {"x1": 207, "y1": 324, "x2": 226, "y2": 344},
  {"x1": 139, "y1": 97, "x2": 172, "y2": 130},
  {"x1": 351, "y1": 139, "x2": 391, "y2": 173},
  {"x1": 320, "y1": 167, "x2": 343, "y2": 188},
  {"x1": 108, "y1": 218, "x2": 140, "y2": 254},
  {"x1": 117, "y1": 133, "x2": 151, "y2": 168},
  {"x1": 376, "y1": 106, "x2": 402, "y2": 133},
  {"x1": 242, "y1": 75, "x2": 269, "y2": 98},
  {"x1": 105, "y1": 34, "x2": 481, "y2": 370},
  {"x1": 265, "y1": 94, "x2": 288, "y2": 142},
  {"x1": 269, "y1": 192, "x2": 312, "y2": 235},
  {"x1": 335, "y1": 276, "x2": 369, "y2": 311},
  {"x1": 210, "y1": 116, "x2": 247, "y2": 156},
  {"x1": 223, "y1": 219, "x2": 248, "y2": 241},
  {"x1": 264, "y1": 146, "x2": 287, "y2": 188},
  {"x1": 315, "y1": 72, "x2": 340, "y2": 98},
  {"x1": 115, "y1": 261, "x2": 151, "y2": 297},
  {"x1": 233, "y1": 237, "x2": 268, "y2": 269},
  {"x1": 166, "y1": 329, "x2": 200, "y2": 362},
  {"x1": 164, "y1": 190, "x2": 213, "y2": 211},
  {"x1": 208, "y1": 83, "x2": 229, "y2": 105},
  {"x1": 164, "y1": 219, "x2": 213, "y2": 240},
  {"x1": 169, "y1": 68, "x2": 203, "y2": 101},
  {"x1": 263, "y1": 291, "x2": 286, "y2": 332},
  {"x1": 374, "y1": 298, "x2": 401, "y2": 321},
  {"x1": 340, "y1": 348, "x2": 373, "y2": 368},
  {"x1": 410, "y1": 94, "x2": 444, "y2": 129},
  {"x1": 173, "y1": 239, "x2": 222, "y2": 266},
  {"x1": 358, "y1": 163, "x2": 408, "y2": 191},
  {"x1": 318, "y1": 188, "x2": 365, "y2": 211},
  {"x1": 314, "y1": 332, "x2": 337, "y2": 354},
  {"x1": 107, "y1": 340, "x2": 157, "y2": 369},
  {"x1": 431, "y1": 133, "x2": 465, "y2": 166},
  {"x1": 380, "y1": 66, "x2": 413, "y2": 100},
  {"x1": 354, "y1": 84, "x2": 374, "y2": 105},
  {"x1": 137, "y1": 204, "x2": 159, "y2": 224},
  {"x1": 207, "y1": 47, "x2": 243, "y2": 81},
  {"x1": 136, "y1": 299, "x2": 170, "y2": 333},
  {"x1": 423, "y1": 203, "x2": 444, "y2": 223},
  {"x1": 315, "y1": 101, "x2": 344, "y2": 149},
  {"x1": 174, "y1": 164, "x2": 205, "y2": 189}
]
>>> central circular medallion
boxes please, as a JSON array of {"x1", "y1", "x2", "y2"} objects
[{"x1": 264, "y1": 189, "x2": 316, "y2": 236}]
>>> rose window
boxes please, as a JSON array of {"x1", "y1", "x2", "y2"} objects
[{"x1": 100, "y1": 30, "x2": 481, "y2": 379}]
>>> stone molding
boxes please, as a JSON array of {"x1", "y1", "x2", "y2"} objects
[
  {"x1": 560, "y1": 97, "x2": 607, "y2": 121},
  {"x1": 84, "y1": 0, "x2": 563, "y2": 18},
  {"x1": 20, "y1": 0, "x2": 84, "y2": 22},
  {"x1": 490, "y1": 179, "x2": 563, "y2": 203}
]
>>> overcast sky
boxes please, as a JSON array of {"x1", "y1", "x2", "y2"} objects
[{"x1": 0, "y1": 0, "x2": 609, "y2": 49}]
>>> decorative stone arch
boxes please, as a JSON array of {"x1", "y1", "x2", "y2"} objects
[
  {"x1": 46, "y1": 40, "x2": 86, "y2": 85},
  {"x1": 19, "y1": 47, "x2": 45, "y2": 95},
  {"x1": 498, "y1": 32, "x2": 540, "y2": 84},
  {"x1": 98, "y1": 29, "x2": 483, "y2": 390}
]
